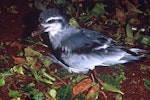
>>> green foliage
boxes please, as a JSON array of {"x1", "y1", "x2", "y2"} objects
[
  {"x1": 1, "y1": 55, "x2": 9, "y2": 63},
  {"x1": 57, "y1": 84, "x2": 72, "y2": 100},
  {"x1": 139, "y1": 35, "x2": 150, "y2": 44},
  {"x1": 23, "y1": 65, "x2": 55, "y2": 85},
  {"x1": 34, "y1": 0, "x2": 46, "y2": 11},
  {"x1": 100, "y1": 72, "x2": 126, "y2": 94},
  {"x1": 48, "y1": 89, "x2": 57, "y2": 99},
  {"x1": 72, "y1": 75, "x2": 89, "y2": 83},
  {"x1": 0, "y1": 73, "x2": 5, "y2": 86},
  {"x1": 91, "y1": 3, "x2": 106, "y2": 17},
  {"x1": 9, "y1": 90, "x2": 21, "y2": 98},
  {"x1": 125, "y1": 23, "x2": 134, "y2": 44},
  {"x1": 144, "y1": 79, "x2": 150, "y2": 89},
  {"x1": 115, "y1": 94, "x2": 122, "y2": 100},
  {"x1": 56, "y1": 68, "x2": 71, "y2": 78},
  {"x1": 12, "y1": 65, "x2": 24, "y2": 75},
  {"x1": 0, "y1": 69, "x2": 14, "y2": 87},
  {"x1": 20, "y1": 83, "x2": 35, "y2": 93},
  {"x1": 55, "y1": 0, "x2": 67, "y2": 5},
  {"x1": 69, "y1": 18, "x2": 80, "y2": 27},
  {"x1": 103, "y1": 83, "x2": 124, "y2": 94},
  {"x1": 24, "y1": 46, "x2": 53, "y2": 67},
  {"x1": 23, "y1": 36, "x2": 36, "y2": 43},
  {"x1": 20, "y1": 83, "x2": 43, "y2": 100}
]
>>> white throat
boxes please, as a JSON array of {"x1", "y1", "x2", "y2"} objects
[{"x1": 42, "y1": 22, "x2": 62, "y2": 37}]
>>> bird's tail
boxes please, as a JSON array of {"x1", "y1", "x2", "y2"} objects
[{"x1": 130, "y1": 48, "x2": 150, "y2": 58}]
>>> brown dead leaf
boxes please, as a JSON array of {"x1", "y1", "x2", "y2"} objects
[
  {"x1": 7, "y1": 7, "x2": 19, "y2": 14},
  {"x1": 13, "y1": 56, "x2": 26, "y2": 64},
  {"x1": 129, "y1": 18, "x2": 140, "y2": 25},
  {"x1": 73, "y1": 78, "x2": 92, "y2": 95},
  {"x1": 116, "y1": 8, "x2": 126, "y2": 24},
  {"x1": 10, "y1": 9, "x2": 19, "y2": 14},
  {"x1": 10, "y1": 41, "x2": 23, "y2": 50},
  {"x1": 86, "y1": 84, "x2": 99, "y2": 100},
  {"x1": 124, "y1": 0, "x2": 134, "y2": 8},
  {"x1": 117, "y1": 27, "x2": 125, "y2": 34}
]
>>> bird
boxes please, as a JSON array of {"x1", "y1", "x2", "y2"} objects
[{"x1": 32, "y1": 8, "x2": 148, "y2": 73}]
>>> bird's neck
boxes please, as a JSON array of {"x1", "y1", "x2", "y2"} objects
[{"x1": 48, "y1": 24, "x2": 79, "y2": 50}]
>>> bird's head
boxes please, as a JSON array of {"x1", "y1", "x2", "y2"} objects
[{"x1": 32, "y1": 8, "x2": 68, "y2": 37}]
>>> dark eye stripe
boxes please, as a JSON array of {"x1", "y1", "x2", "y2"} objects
[
  {"x1": 47, "y1": 19, "x2": 56, "y2": 24},
  {"x1": 47, "y1": 19, "x2": 63, "y2": 24}
]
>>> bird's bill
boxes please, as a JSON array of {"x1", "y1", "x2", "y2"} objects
[{"x1": 31, "y1": 25, "x2": 46, "y2": 37}]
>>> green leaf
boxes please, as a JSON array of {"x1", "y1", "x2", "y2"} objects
[
  {"x1": 79, "y1": 15, "x2": 91, "y2": 21},
  {"x1": 20, "y1": 83, "x2": 35, "y2": 93},
  {"x1": 91, "y1": 3, "x2": 106, "y2": 17},
  {"x1": 115, "y1": 74, "x2": 126, "y2": 84},
  {"x1": 26, "y1": 57, "x2": 37, "y2": 64},
  {"x1": 126, "y1": 23, "x2": 134, "y2": 38},
  {"x1": 48, "y1": 89, "x2": 57, "y2": 99},
  {"x1": 144, "y1": 79, "x2": 150, "y2": 89},
  {"x1": 130, "y1": 6, "x2": 143, "y2": 14},
  {"x1": 56, "y1": 68, "x2": 71, "y2": 78},
  {"x1": 66, "y1": 4, "x2": 75, "y2": 15},
  {"x1": 92, "y1": 24, "x2": 102, "y2": 32},
  {"x1": 40, "y1": 78, "x2": 53, "y2": 84},
  {"x1": 1, "y1": 55, "x2": 9, "y2": 63},
  {"x1": 34, "y1": 1, "x2": 46, "y2": 11},
  {"x1": 0, "y1": 73, "x2": 5, "y2": 86},
  {"x1": 140, "y1": 36, "x2": 150, "y2": 44},
  {"x1": 125, "y1": 23, "x2": 134, "y2": 43},
  {"x1": 33, "y1": 92, "x2": 43, "y2": 100},
  {"x1": 23, "y1": 36, "x2": 36, "y2": 43},
  {"x1": 115, "y1": 94, "x2": 122, "y2": 100},
  {"x1": 113, "y1": 33, "x2": 121, "y2": 40},
  {"x1": 21, "y1": 83, "x2": 43, "y2": 100},
  {"x1": 24, "y1": 46, "x2": 44, "y2": 60},
  {"x1": 72, "y1": 75, "x2": 89, "y2": 83},
  {"x1": 56, "y1": 0, "x2": 67, "y2": 4},
  {"x1": 57, "y1": 84, "x2": 72, "y2": 100},
  {"x1": 42, "y1": 57, "x2": 53, "y2": 67},
  {"x1": 41, "y1": 68, "x2": 56, "y2": 81},
  {"x1": 9, "y1": 90, "x2": 21, "y2": 97},
  {"x1": 103, "y1": 83, "x2": 124, "y2": 94},
  {"x1": 13, "y1": 65, "x2": 24, "y2": 75},
  {"x1": 69, "y1": 18, "x2": 80, "y2": 27},
  {"x1": 18, "y1": 50, "x2": 24, "y2": 57}
]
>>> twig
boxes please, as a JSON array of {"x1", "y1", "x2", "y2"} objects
[
  {"x1": 47, "y1": 67, "x2": 67, "y2": 85},
  {"x1": 99, "y1": 90, "x2": 108, "y2": 100}
]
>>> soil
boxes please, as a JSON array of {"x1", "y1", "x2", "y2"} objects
[{"x1": 0, "y1": 0, "x2": 150, "y2": 100}]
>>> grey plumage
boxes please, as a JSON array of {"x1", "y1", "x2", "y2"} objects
[{"x1": 33, "y1": 8, "x2": 148, "y2": 73}]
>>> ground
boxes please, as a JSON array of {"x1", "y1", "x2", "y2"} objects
[{"x1": 0, "y1": 0, "x2": 150, "y2": 100}]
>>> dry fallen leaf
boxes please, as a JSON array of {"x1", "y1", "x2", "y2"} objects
[
  {"x1": 124, "y1": 0, "x2": 134, "y2": 8},
  {"x1": 86, "y1": 84, "x2": 99, "y2": 100},
  {"x1": 13, "y1": 56, "x2": 26, "y2": 65},
  {"x1": 10, "y1": 41, "x2": 23, "y2": 50},
  {"x1": 73, "y1": 78, "x2": 92, "y2": 95},
  {"x1": 116, "y1": 8, "x2": 126, "y2": 24}
]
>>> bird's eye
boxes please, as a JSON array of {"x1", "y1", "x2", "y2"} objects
[{"x1": 47, "y1": 19, "x2": 55, "y2": 24}]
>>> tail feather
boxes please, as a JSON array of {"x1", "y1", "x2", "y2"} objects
[{"x1": 130, "y1": 48, "x2": 149, "y2": 58}]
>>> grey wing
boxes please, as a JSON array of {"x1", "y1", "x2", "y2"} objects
[
  {"x1": 57, "y1": 28, "x2": 142, "y2": 73},
  {"x1": 61, "y1": 28, "x2": 122, "y2": 54},
  {"x1": 60, "y1": 28, "x2": 139, "y2": 65}
]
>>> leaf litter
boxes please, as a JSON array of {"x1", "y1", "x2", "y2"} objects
[{"x1": 0, "y1": 0, "x2": 150, "y2": 99}]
